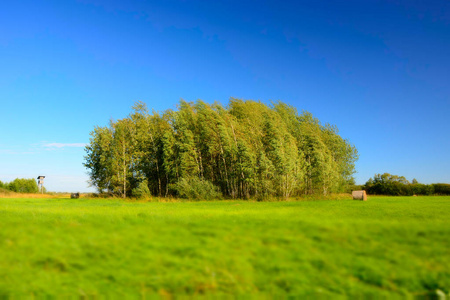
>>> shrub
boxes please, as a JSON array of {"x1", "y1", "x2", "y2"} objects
[
  {"x1": 174, "y1": 177, "x2": 222, "y2": 200},
  {"x1": 411, "y1": 183, "x2": 434, "y2": 195},
  {"x1": 8, "y1": 178, "x2": 39, "y2": 193},
  {"x1": 432, "y1": 184, "x2": 450, "y2": 195},
  {"x1": 132, "y1": 180, "x2": 151, "y2": 199},
  {"x1": 364, "y1": 173, "x2": 449, "y2": 196}
]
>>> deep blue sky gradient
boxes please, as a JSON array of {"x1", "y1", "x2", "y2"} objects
[{"x1": 1, "y1": 0, "x2": 449, "y2": 192}]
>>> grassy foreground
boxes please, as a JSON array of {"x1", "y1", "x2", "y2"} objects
[{"x1": 0, "y1": 196, "x2": 449, "y2": 297}]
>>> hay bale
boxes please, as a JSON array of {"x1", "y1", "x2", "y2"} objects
[{"x1": 352, "y1": 190, "x2": 367, "y2": 201}]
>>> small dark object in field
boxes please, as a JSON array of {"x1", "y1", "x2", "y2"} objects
[
  {"x1": 71, "y1": 193, "x2": 80, "y2": 199},
  {"x1": 352, "y1": 190, "x2": 367, "y2": 201}
]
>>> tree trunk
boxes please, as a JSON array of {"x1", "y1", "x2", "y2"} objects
[{"x1": 123, "y1": 141, "x2": 126, "y2": 198}]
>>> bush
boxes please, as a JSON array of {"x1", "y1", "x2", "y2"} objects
[
  {"x1": 364, "y1": 173, "x2": 449, "y2": 196},
  {"x1": 432, "y1": 184, "x2": 450, "y2": 195},
  {"x1": 132, "y1": 180, "x2": 151, "y2": 199},
  {"x1": 411, "y1": 183, "x2": 434, "y2": 195},
  {"x1": 174, "y1": 177, "x2": 222, "y2": 200},
  {"x1": 8, "y1": 178, "x2": 39, "y2": 193}
]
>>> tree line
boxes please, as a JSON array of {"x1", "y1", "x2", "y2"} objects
[
  {"x1": 362, "y1": 173, "x2": 450, "y2": 196},
  {"x1": 84, "y1": 99, "x2": 358, "y2": 199},
  {"x1": 0, "y1": 178, "x2": 39, "y2": 193}
]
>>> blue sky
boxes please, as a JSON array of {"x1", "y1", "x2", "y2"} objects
[{"x1": 1, "y1": 0, "x2": 449, "y2": 192}]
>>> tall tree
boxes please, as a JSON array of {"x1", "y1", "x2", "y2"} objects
[
  {"x1": 84, "y1": 126, "x2": 114, "y2": 193},
  {"x1": 84, "y1": 99, "x2": 358, "y2": 198},
  {"x1": 110, "y1": 118, "x2": 135, "y2": 198}
]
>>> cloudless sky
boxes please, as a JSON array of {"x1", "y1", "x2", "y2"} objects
[{"x1": 1, "y1": 0, "x2": 449, "y2": 192}]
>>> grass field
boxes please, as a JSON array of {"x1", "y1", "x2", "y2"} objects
[{"x1": 0, "y1": 196, "x2": 449, "y2": 297}]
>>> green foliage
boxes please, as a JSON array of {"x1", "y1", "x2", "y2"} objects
[
  {"x1": 410, "y1": 183, "x2": 434, "y2": 195},
  {"x1": 173, "y1": 177, "x2": 222, "y2": 200},
  {"x1": 432, "y1": 183, "x2": 450, "y2": 195},
  {"x1": 0, "y1": 196, "x2": 449, "y2": 297},
  {"x1": 364, "y1": 173, "x2": 411, "y2": 195},
  {"x1": 6, "y1": 178, "x2": 39, "y2": 193},
  {"x1": 83, "y1": 126, "x2": 114, "y2": 193},
  {"x1": 84, "y1": 99, "x2": 358, "y2": 198},
  {"x1": 131, "y1": 180, "x2": 151, "y2": 199},
  {"x1": 364, "y1": 173, "x2": 449, "y2": 195}
]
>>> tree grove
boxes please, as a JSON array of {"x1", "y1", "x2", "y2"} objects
[{"x1": 84, "y1": 99, "x2": 358, "y2": 198}]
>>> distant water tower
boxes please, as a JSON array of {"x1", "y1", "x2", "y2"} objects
[{"x1": 37, "y1": 176, "x2": 45, "y2": 194}]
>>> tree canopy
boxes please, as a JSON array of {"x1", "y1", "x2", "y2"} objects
[
  {"x1": 0, "y1": 178, "x2": 39, "y2": 193},
  {"x1": 84, "y1": 99, "x2": 358, "y2": 199},
  {"x1": 364, "y1": 173, "x2": 450, "y2": 196}
]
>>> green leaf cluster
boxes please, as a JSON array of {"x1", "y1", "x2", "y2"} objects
[
  {"x1": 173, "y1": 177, "x2": 222, "y2": 200},
  {"x1": 364, "y1": 173, "x2": 450, "y2": 195},
  {"x1": 0, "y1": 178, "x2": 39, "y2": 193},
  {"x1": 131, "y1": 180, "x2": 151, "y2": 199},
  {"x1": 84, "y1": 99, "x2": 358, "y2": 199}
]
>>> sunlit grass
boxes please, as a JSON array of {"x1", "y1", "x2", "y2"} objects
[{"x1": 0, "y1": 196, "x2": 449, "y2": 297}]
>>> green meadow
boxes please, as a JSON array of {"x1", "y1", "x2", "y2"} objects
[{"x1": 0, "y1": 196, "x2": 449, "y2": 297}]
